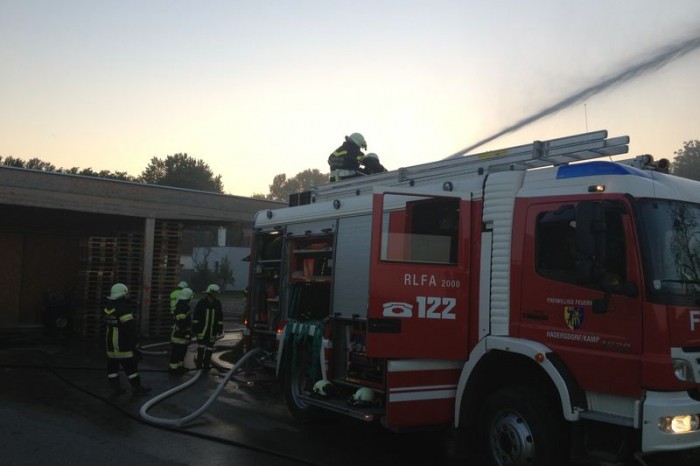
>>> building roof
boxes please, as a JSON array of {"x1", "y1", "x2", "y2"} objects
[{"x1": 0, "y1": 166, "x2": 283, "y2": 222}]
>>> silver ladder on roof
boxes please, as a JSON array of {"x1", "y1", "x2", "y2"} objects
[{"x1": 311, "y1": 129, "x2": 629, "y2": 202}]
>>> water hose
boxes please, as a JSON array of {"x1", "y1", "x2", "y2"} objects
[
  {"x1": 138, "y1": 330, "x2": 235, "y2": 357},
  {"x1": 138, "y1": 341, "x2": 170, "y2": 356},
  {"x1": 139, "y1": 347, "x2": 261, "y2": 427}
]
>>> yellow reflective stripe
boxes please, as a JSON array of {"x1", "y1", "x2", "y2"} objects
[
  {"x1": 332, "y1": 150, "x2": 347, "y2": 157},
  {"x1": 111, "y1": 327, "x2": 119, "y2": 350},
  {"x1": 198, "y1": 309, "x2": 212, "y2": 339},
  {"x1": 106, "y1": 327, "x2": 133, "y2": 358},
  {"x1": 119, "y1": 313, "x2": 134, "y2": 323}
]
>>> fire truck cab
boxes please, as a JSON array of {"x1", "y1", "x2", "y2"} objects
[{"x1": 244, "y1": 130, "x2": 700, "y2": 465}]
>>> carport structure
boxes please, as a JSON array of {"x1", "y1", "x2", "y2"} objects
[{"x1": 0, "y1": 166, "x2": 281, "y2": 338}]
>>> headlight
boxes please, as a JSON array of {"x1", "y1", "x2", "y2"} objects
[
  {"x1": 672, "y1": 359, "x2": 696, "y2": 382},
  {"x1": 659, "y1": 414, "x2": 700, "y2": 433}
]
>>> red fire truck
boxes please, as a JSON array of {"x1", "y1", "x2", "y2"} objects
[{"x1": 244, "y1": 130, "x2": 700, "y2": 465}]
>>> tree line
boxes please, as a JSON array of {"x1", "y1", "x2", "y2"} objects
[
  {"x1": 0, "y1": 152, "x2": 329, "y2": 200},
  {"x1": 0, "y1": 153, "x2": 224, "y2": 193},
  {"x1": 3, "y1": 139, "x2": 698, "y2": 199},
  {"x1": 670, "y1": 140, "x2": 700, "y2": 181}
]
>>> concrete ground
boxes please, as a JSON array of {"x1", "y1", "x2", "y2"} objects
[
  {"x1": 3, "y1": 297, "x2": 698, "y2": 466},
  {"x1": 0, "y1": 298, "x2": 445, "y2": 466},
  {"x1": 0, "y1": 298, "x2": 305, "y2": 466}
]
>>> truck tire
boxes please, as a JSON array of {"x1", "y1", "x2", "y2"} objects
[
  {"x1": 479, "y1": 385, "x2": 567, "y2": 466},
  {"x1": 281, "y1": 346, "x2": 325, "y2": 422}
]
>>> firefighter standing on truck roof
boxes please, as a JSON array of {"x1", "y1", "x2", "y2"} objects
[
  {"x1": 170, "y1": 280, "x2": 188, "y2": 313},
  {"x1": 168, "y1": 287, "x2": 193, "y2": 374},
  {"x1": 328, "y1": 132, "x2": 366, "y2": 182},
  {"x1": 192, "y1": 284, "x2": 223, "y2": 371},
  {"x1": 103, "y1": 283, "x2": 151, "y2": 395}
]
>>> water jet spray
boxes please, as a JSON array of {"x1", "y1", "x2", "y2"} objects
[{"x1": 446, "y1": 31, "x2": 700, "y2": 159}]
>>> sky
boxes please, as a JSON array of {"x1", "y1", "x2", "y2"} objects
[{"x1": 2, "y1": 1, "x2": 700, "y2": 197}]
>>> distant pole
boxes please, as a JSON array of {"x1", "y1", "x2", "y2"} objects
[{"x1": 584, "y1": 104, "x2": 589, "y2": 132}]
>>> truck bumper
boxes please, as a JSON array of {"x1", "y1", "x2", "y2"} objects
[{"x1": 642, "y1": 390, "x2": 700, "y2": 453}]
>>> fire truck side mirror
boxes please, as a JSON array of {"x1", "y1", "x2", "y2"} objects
[{"x1": 575, "y1": 201, "x2": 607, "y2": 285}]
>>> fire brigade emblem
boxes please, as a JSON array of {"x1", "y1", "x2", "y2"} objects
[{"x1": 564, "y1": 306, "x2": 584, "y2": 331}]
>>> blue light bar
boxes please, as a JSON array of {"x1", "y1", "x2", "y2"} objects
[{"x1": 556, "y1": 161, "x2": 651, "y2": 180}]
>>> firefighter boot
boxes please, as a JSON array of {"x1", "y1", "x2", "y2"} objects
[
  {"x1": 109, "y1": 377, "x2": 126, "y2": 396},
  {"x1": 202, "y1": 349, "x2": 213, "y2": 372},
  {"x1": 195, "y1": 346, "x2": 204, "y2": 370},
  {"x1": 129, "y1": 375, "x2": 152, "y2": 395}
]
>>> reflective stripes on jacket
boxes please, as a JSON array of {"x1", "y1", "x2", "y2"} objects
[
  {"x1": 328, "y1": 141, "x2": 363, "y2": 170},
  {"x1": 192, "y1": 298, "x2": 223, "y2": 341},
  {"x1": 104, "y1": 298, "x2": 136, "y2": 359},
  {"x1": 170, "y1": 300, "x2": 192, "y2": 344}
]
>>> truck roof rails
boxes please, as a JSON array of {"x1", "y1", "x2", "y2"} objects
[{"x1": 310, "y1": 130, "x2": 629, "y2": 202}]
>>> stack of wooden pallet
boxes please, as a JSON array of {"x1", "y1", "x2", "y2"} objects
[
  {"x1": 148, "y1": 221, "x2": 183, "y2": 337},
  {"x1": 74, "y1": 222, "x2": 183, "y2": 339},
  {"x1": 75, "y1": 237, "x2": 118, "y2": 339}
]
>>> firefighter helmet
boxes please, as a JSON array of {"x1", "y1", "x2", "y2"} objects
[
  {"x1": 364, "y1": 152, "x2": 378, "y2": 160},
  {"x1": 177, "y1": 280, "x2": 188, "y2": 288},
  {"x1": 178, "y1": 288, "x2": 194, "y2": 301},
  {"x1": 204, "y1": 284, "x2": 220, "y2": 294},
  {"x1": 350, "y1": 387, "x2": 375, "y2": 405},
  {"x1": 346, "y1": 132, "x2": 367, "y2": 150},
  {"x1": 108, "y1": 283, "x2": 128, "y2": 300},
  {"x1": 313, "y1": 380, "x2": 333, "y2": 396}
]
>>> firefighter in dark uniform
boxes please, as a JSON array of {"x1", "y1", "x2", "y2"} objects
[
  {"x1": 169, "y1": 287, "x2": 194, "y2": 373},
  {"x1": 192, "y1": 284, "x2": 224, "y2": 371},
  {"x1": 359, "y1": 153, "x2": 387, "y2": 175},
  {"x1": 328, "y1": 132, "x2": 367, "y2": 182},
  {"x1": 103, "y1": 283, "x2": 151, "y2": 395}
]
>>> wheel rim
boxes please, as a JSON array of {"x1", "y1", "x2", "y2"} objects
[{"x1": 488, "y1": 410, "x2": 535, "y2": 465}]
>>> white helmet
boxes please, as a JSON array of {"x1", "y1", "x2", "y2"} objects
[
  {"x1": 346, "y1": 132, "x2": 367, "y2": 150},
  {"x1": 178, "y1": 288, "x2": 194, "y2": 301},
  {"x1": 313, "y1": 380, "x2": 333, "y2": 396},
  {"x1": 350, "y1": 387, "x2": 375, "y2": 405},
  {"x1": 177, "y1": 280, "x2": 188, "y2": 288},
  {"x1": 204, "y1": 284, "x2": 220, "y2": 294},
  {"x1": 108, "y1": 283, "x2": 128, "y2": 300}
]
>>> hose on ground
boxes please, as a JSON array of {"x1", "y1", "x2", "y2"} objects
[
  {"x1": 138, "y1": 341, "x2": 170, "y2": 356},
  {"x1": 138, "y1": 329, "x2": 240, "y2": 357},
  {"x1": 139, "y1": 347, "x2": 262, "y2": 427}
]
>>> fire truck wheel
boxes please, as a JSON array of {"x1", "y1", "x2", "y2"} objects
[
  {"x1": 479, "y1": 385, "x2": 567, "y2": 466},
  {"x1": 281, "y1": 347, "x2": 325, "y2": 422}
]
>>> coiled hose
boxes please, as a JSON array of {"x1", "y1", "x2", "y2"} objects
[{"x1": 139, "y1": 347, "x2": 261, "y2": 427}]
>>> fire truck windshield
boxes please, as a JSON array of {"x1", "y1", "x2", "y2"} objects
[{"x1": 638, "y1": 199, "x2": 700, "y2": 305}]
